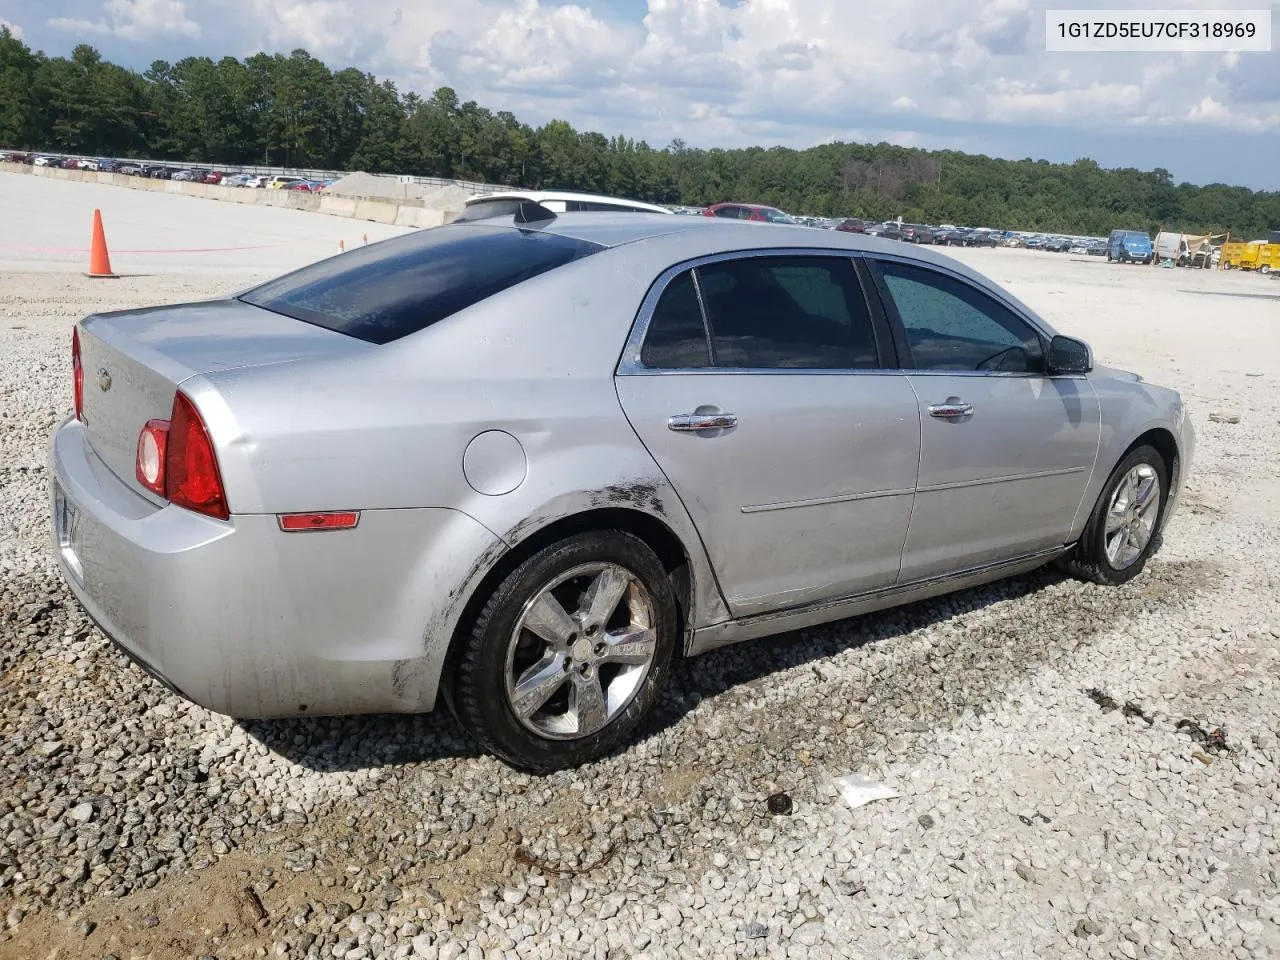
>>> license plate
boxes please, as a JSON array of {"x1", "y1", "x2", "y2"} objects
[{"x1": 55, "y1": 485, "x2": 84, "y2": 582}]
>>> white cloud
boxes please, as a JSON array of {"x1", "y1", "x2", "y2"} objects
[
  {"x1": 47, "y1": 16, "x2": 112, "y2": 34},
  {"x1": 105, "y1": 0, "x2": 199, "y2": 40},
  {"x1": 0, "y1": 17, "x2": 23, "y2": 39},
  {"x1": 48, "y1": 0, "x2": 199, "y2": 39}
]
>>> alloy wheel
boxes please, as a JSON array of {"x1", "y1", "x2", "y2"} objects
[
  {"x1": 1104, "y1": 463, "x2": 1161, "y2": 569},
  {"x1": 504, "y1": 562, "x2": 658, "y2": 740}
]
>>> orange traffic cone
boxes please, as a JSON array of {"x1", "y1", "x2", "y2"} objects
[{"x1": 86, "y1": 209, "x2": 116, "y2": 278}]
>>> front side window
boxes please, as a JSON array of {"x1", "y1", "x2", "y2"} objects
[
  {"x1": 695, "y1": 256, "x2": 879, "y2": 369},
  {"x1": 875, "y1": 261, "x2": 1044, "y2": 373},
  {"x1": 713, "y1": 206, "x2": 741, "y2": 219}
]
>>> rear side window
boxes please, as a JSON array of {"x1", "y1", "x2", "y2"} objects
[
  {"x1": 241, "y1": 225, "x2": 602, "y2": 344},
  {"x1": 697, "y1": 256, "x2": 879, "y2": 369},
  {"x1": 640, "y1": 272, "x2": 711, "y2": 368}
]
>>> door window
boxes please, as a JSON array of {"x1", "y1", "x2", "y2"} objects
[
  {"x1": 639, "y1": 271, "x2": 712, "y2": 368},
  {"x1": 696, "y1": 256, "x2": 878, "y2": 369},
  {"x1": 638, "y1": 257, "x2": 880, "y2": 370},
  {"x1": 875, "y1": 261, "x2": 1044, "y2": 373}
]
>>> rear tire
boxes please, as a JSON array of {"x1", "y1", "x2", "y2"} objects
[
  {"x1": 451, "y1": 531, "x2": 677, "y2": 772},
  {"x1": 1060, "y1": 445, "x2": 1168, "y2": 586}
]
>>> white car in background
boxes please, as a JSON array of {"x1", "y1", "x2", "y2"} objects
[{"x1": 459, "y1": 190, "x2": 673, "y2": 220}]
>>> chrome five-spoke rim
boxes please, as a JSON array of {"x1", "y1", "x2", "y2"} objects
[
  {"x1": 505, "y1": 562, "x2": 657, "y2": 740},
  {"x1": 1104, "y1": 464, "x2": 1161, "y2": 569}
]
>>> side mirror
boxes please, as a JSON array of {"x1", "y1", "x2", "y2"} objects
[{"x1": 1047, "y1": 335, "x2": 1093, "y2": 375}]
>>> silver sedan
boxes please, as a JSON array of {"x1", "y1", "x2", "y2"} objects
[{"x1": 49, "y1": 206, "x2": 1194, "y2": 770}]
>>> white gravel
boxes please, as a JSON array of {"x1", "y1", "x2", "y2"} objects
[{"x1": 1, "y1": 240, "x2": 1278, "y2": 960}]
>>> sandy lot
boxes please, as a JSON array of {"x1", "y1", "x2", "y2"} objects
[
  {"x1": 1, "y1": 177, "x2": 1279, "y2": 960},
  {"x1": 0, "y1": 170, "x2": 410, "y2": 274}
]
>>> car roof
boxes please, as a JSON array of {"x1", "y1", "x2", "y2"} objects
[{"x1": 465, "y1": 190, "x2": 672, "y2": 214}]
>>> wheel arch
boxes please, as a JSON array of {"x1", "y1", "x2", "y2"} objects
[
  {"x1": 439, "y1": 507, "x2": 699, "y2": 708},
  {"x1": 1123, "y1": 427, "x2": 1181, "y2": 524}
]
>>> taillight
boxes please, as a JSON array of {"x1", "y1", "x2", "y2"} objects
[
  {"x1": 135, "y1": 420, "x2": 169, "y2": 495},
  {"x1": 166, "y1": 392, "x2": 229, "y2": 520},
  {"x1": 132, "y1": 392, "x2": 229, "y2": 520},
  {"x1": 72, "y1": 328, "x2": 83, "y2": 420}
]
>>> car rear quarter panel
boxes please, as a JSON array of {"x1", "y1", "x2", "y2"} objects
[{"x1": 196, "y1": 249, "x2": 732, "y2": 659}]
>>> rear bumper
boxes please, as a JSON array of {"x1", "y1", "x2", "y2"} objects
[{"x1": 49, "y1": 416, "x2": 502, "y2": 718}]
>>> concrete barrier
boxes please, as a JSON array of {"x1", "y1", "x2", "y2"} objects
[
  {"x1": 318, "y1": 196, "x2": 359, "y2": 218},
  {"x1": 2, "y1": 164, "x2": 459, "y2": 228},
  {"x1": 354, "y1": 200, "x2": 399, "y2": 224}
]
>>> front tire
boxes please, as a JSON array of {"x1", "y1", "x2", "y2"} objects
[
  {"x1": 1061, "y1": 445, "x2": 1168, "y2": 586},
  {"x1": 451, "y1": 531, "x2": 677, "y2": 772}
]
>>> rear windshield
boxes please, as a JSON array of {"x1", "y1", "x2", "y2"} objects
[{"x1": 240, "y1": 224, "x2": 603, "y2": 344}]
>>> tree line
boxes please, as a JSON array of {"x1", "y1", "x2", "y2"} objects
[{"x1": 1, "y1": 29, "x2": 1276, "y2": 238}]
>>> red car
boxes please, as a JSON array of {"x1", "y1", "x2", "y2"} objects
[
  {"x1": 202, "y1": 171, "x2": 225, "y2": 184},
  {"x1": 835, "y1": 218, "x2": 867, "y2": 233},
  {"x1": 701, "y1": 203, "x2": 799, "y2": 225}
]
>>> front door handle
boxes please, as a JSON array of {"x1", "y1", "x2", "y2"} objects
[
  {"x1": 668, "y1": 412, "x2": 738, "y2": 432},
  {"x1": 928, "y1": 398, "x2": 973, "y2": 419}
]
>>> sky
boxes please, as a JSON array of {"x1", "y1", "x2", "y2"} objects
[{"x1": 1, "y1": 0, "x2": 1278, "y2": 190}]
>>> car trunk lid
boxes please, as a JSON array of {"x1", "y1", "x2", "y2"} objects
[{"x1": 78, "y1": 298, "x2": 369, "y2": 501}]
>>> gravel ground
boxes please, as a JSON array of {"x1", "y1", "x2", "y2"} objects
[{"x1": 1, "y1": 249, "x2": 1278, "y2": 960}]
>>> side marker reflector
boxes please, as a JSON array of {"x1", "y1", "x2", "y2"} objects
[{"x1": 278, "y1": 511, "x2": 360, "y2": 532}]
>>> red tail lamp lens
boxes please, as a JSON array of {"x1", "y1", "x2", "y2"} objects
[{"x1": 166, "y1": 392, "x2": 229, "y2": 520}]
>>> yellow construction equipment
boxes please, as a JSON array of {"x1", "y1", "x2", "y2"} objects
[{"x1": 1221, "y1": 239, "x2": 1280, "y2": 273}]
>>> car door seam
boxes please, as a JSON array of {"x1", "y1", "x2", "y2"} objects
[{"x1": 896, "y1": 373, "x2": 924, "y2": 585}]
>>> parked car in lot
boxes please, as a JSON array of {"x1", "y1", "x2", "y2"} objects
[
  {"x1": 701, "y1": 203, "x2": 800, "y2": 224},
  {"x1": 33, "y1": 155, "x2": 58, "y2": 166},
  {"x1": 835, "y1": 218, "x2": 868, "y2": 233},
  {"x1": 202, "y1": 171, "x2": 225, "y2": 184},
  {"x1": 1107, "y1": 230, "x2": 1154, "y2": 264},
  {"x1": 221, "y1": 174, "x2": 252, "y2": 188},
  {"x1": 866, "y1": 221, "x2": 904, "y2": 240},
  {"x1": 50, "y1": 211, "x2": 1194, "y2": 770},
  {"x1": 909, "y1": 224, "x2": 938, "y2": 244}
]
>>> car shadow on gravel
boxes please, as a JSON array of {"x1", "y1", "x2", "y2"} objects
[
  {"x1": 638, "y1": 565, "x2": 1076, "y2": 741},
  {"x1": 238, "y1": 564, "x2": 1074, "y2": 773}
]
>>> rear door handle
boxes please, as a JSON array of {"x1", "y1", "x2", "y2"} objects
[
  {"x1": 668, "y1": 413, "x2": 738, "y2": 432},
  {"x1": 928, "y1": 399, "x2": 973, "y2": 419}
]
